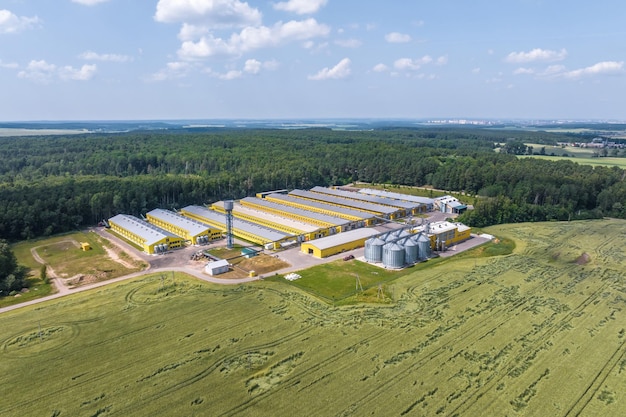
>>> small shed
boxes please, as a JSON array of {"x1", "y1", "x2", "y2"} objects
[
  {"x1": 205, "y1": 259, "x2": 229, "y2": 276},
  {"x1": 81, "y1": 242, "x2": 92, "y2": 251}
]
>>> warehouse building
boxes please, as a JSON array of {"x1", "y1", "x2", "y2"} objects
[
  {"x1": 205, "y1": 259, "x2": 230, "y2": 276},
  {"x1": 146, "y1": 208, "x2": 221, "y2": 245},
  {"x1": 240, "y1": 197, "x2": 352, "y2": 233},
  {"x1": 310, "y1": 186, "x2": 423, "y2": 216},
  {"x1": 108, "y1": 214, "x2": 184, "y2": 254},
  {"x1": 180, "y1": 205, "x2": 294, "y2": 249},
  {"x1": 265, "y1": 193, "x2": 374, "y2": 227},
  {"x1": 212, "y1": 200, "x2": 325, "y2": 241},
  {"x1": 301, "y1": 228, "x2": 379, "y2": 258},
  {"x1": 359, "y1": 188, "x2": 435, "y2": 212},
  {"x1": 434, "y1": 195, "x2": 468, "y2": 214},
  {"x1": 426, "y1": 221, "x2": 471, "y2": 250},
  {"x1": 289, "y1": 189, "x2": 401, "y2": 219}
]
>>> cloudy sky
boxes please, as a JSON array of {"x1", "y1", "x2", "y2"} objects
[{"x1": 1, "y1": 0, "x2": 625, "y2": 121}]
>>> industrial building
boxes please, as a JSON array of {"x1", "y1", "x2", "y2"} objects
[
  {"x1": 205, "y1": 259, "x2": 230, "y2": 276},
  {"x1": 146, "y1": 208, "x2": 221, "y2": 245},
  {"x1": 212, "y1": 200, "x2": 326, "y2": 241},
  {"x1": 108, "y1": 214, "x2": 184, "y2": 254},
  {"x1": 427, "y1": 221, "x2": 471, "y2": 250},
  {"x1": 180, "y1": 205, "x2": 295, "y2": 249},
  {"x1": 434, "y1": 196, "x2": 468, "y2": 214},
  {"x1": 300, "y1": 228, "x2": 379, "y2": 259},
  {"x1": 289, "y1": 189, "x2": 401, "y2": 219},
  {"x1": 265, "y1": 193, "x2": 375, "y2": 226},
  {"x1": 358, "y1": 188, "x2": 435, "y2": 212},
  {"x1": 240, "y1": 196, "x2": 353, "y2": 232},
  {"x1": 310, "y1": 186, "x2": 423, "y2": 216}
]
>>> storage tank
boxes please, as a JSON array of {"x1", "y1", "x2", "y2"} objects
[
  {"x1": 404, "y1": 239, "x2": 419, "y2": 264},
  {"x1": 397, "y1": 229, "x2": 411, "y2": 239},
  {"x1": 383, "y1": 243, "x2": 405, "y2": 269},
  {"x1": 364, "y1": 237, "x2": 385, "y2": 263},
  {"x1": 383, "y1": 232, "x2": 396, "y2": 242},
  {"x1": 417, "y1": 234, "x2": 432, "y2": 259}
]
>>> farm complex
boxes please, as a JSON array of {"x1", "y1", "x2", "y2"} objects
[{"x1": 106, "y1": 187, "x2": 472, "y2": 268}]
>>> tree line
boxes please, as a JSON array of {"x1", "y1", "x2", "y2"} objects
[{"x1": 0, "y1": 128, "x2": 624, "y2": 242}]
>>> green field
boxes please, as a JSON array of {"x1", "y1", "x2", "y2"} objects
[
  {"x1": 2, "y1": 219, "x2": 626, "y2": 416},
  {"x1": 519, "y1": 143, "x2": 626, "y2": 168}
]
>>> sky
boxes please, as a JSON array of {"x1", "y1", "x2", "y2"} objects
[{"x1": 1, "y1": 0, "x2": 625, "y2": 121}]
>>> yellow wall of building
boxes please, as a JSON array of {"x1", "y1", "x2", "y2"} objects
[
  {"x1": 301, "y1": 237, "x2": 370, "y2": 259},
  {"x1": 108, "y1": 221, "x2": 184, "y2": 254},
  {"x1": 146, "y1": 213, "x2": 220, "y2": 245},
  {"x1": 429, "y1": 225, "x2": 471, "y2": 249}
]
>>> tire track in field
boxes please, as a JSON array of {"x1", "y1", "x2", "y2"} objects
[
  {"x1": 563, "y1": 336, "x2": 626, "y2": 416},
  {"x1": 219, "y1": 329, "x2": 389, "y2": 417},
  {"x1": 108, "y1": 325, "x2": 315, "y2": 416},
  {"x1": 446, "y1": 275, "x2": 612, "y2": 416},
  {"x1": 332, "y1": 262, "x2": 581, "y2": 416},
  {"x1": 0, "y1": 288, "x2": 261, "y2": 415}
]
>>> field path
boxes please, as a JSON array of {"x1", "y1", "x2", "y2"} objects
[{"x1": 30, "y1": 241, "x2": 80, "y2": 296}]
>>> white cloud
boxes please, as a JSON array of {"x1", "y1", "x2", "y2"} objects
[
  {"x1": 372, "y1": 63, "x2": 388, "y2": 72},
  {"x1": 0, "y1": 60, "x2": 18, "y2": 69},
  {"x1": 308, "y1": 57, "x2": 351, "y2": 80},
  {"x1": 18, "y1": 60, "x2": 56, "y2": 82},
  {"x1": 335, "y1": 38, "x2": 361, "y2": 48},
  {"x1": 243, "y1": 58, "x2": 279, "y2": 74},
  {"x1": 218, "y1": 69, "x2": 243, "y2": 80},
  {"x1": 394, "y1": 56, "x2": 432, "y2": 71},
  {"x1": 178, "y1": 18, "x2": 330, "y2": 59},
  {"x1": 505, "y1": 48, "x2": 567, "y2": 63},
  {"x1": 244, "y1": 58, "x2": 262, "y2": 74},
  {"x1": 472, "y1": 67, "x2": 481, "y2": 74},
  {"x1": 71, "y1": 0, "x2": 110, "y2": 5},
  {"x1": 148, "y1": 61, "x2": 192, "y2": 81},
  {"x1": 0, "y1": 9, "x2": 41, "y2": 34},
  {"x1": 154, "y1": 0, "x2": 262, "y2": 28},
  {"x1": 513, "y1": 67, "x2": 534, "y2": 75},
  {"x1": 274, "y1": 0, "x2": 328, "y2": 15},
  {"x1": 59, "y1": 64, "x2": 97, "y2": 81},
  {"x1": 436, "y1": 55, "x2": 448, "y2": 66},
  {"x1": 79, "y1": 51, "x2": 132, "y2": 62},
  {"x1": 178, "y1": 23, "x2": 210, "y2": 41},
  {"x1": 17, "y1": 60, "x2": 95, "y2": 82},
  {"x1": 563, "y1": 61, "x2": 624, "y2": 79},
  {"x1": 385, "y1": 32, "x2": 411, "y2": 43}
]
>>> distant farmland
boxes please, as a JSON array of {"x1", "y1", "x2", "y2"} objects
[{"x1": 1, "y1": 219, "x2": 626, "y2": 416}]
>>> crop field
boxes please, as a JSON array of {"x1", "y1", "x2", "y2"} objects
[
  {"x1": 2, "y1": 219, "x2": 626, "y2": 416},
  {"x1": 519, "y1": 143, "x2": 626, "y2": 168}
]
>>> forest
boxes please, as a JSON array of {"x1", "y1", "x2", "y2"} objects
[{"x1": 1, "y1": 127, "x2": 625, "y2": 241}]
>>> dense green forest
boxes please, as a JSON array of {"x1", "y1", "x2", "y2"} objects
[{"x1": 0, "y1": 128, "x2": 625, "y2": 240}]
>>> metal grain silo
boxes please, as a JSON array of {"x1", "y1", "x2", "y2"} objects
[
  {"x1": 383, "y1": 232, "x2": 396, "y2": 242},
  {"x1": 383, "y1": 243, "x2": 405, "y2": 269},
  {"x1": 364, "y1": 237, "x2": 385, "y2": 263},
  {"x1": 416, "y1": 233, "x2": 432, "y2": 259},
  {"x1": 404, "y1": 239, "x2": 419, "y2": 264}
]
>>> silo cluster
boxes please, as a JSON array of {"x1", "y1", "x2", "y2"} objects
[{"x1": 364, "y1": 229, "x2": 431, "y2": 269}]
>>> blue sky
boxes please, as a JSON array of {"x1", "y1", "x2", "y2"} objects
[{"x1": 1, "y1": 0, "x2": 625, "y2": 121}]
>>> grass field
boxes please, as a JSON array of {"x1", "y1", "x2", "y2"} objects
[
  {"x1": 519, "y1": 143, "x2": 626, "y2": 168},
  {"x1": 2, "y1": 219, "x2": 626, "y2": 416},
  {"x1": 2, "y1": 232, "x2": 146, "y2": 308}
]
